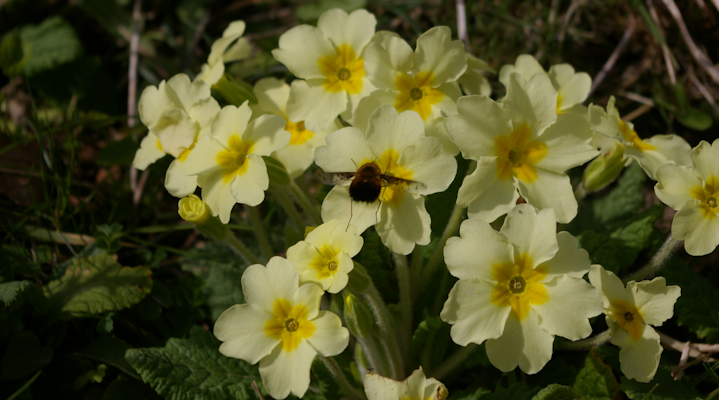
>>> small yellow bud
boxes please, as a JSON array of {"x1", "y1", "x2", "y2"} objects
[{"x1": 178, "y1": 194, "x2": 211, "y2": 224}]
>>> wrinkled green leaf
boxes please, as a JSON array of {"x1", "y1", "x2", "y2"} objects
[
  {"x1": 20, "y1": 16, "x2": 83, "y2": 76},
  {"x1": 0, "y1": 280, "x2": 43, "y2": 308},
  {"x1": 0, "y1": 330, "x2": 53, "y2": 380},
  {"x1": 310, "y1": 358, "x2": 344, "y2": 400},
  {"x1": 77, "y1": 336, "x2": 139, "y2": 379},
  {"x1": 571, "y1": 349, "x2": 619, "y2": 399},
  {"x1": 619, "y1": 369, "x2": 701, "y2": 399},
  {"x1": 410, "y1": 315, "x2": 449, "y2": 369},
  {"x1": 354, "y1": 229, "x2": 396, "y2": 304},
  {"x1": 42, "y1": 254, "x2": 152, "y2": 319},
  {"x1": 662, "y1": 256, "x2": 719, "y2": 342},
  {"x1": 214, "y1": 74, "x2": 257, "y2": 106},
  {"x1": 125, "y1": 326, "x2": 260, "y2": 400},
  {"x1": 532, "y1": 384, "x2": 573, "y2": 400},
  {"x1": 95, "y1": 223, "x2": 124, "y2": 254}
]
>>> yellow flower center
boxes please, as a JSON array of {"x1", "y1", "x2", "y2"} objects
[
  {"x1": 608, "y1": 299, "x2": 644, "y2": 341},
  {"x1": 394, "y1": 71, "x2": 444, "y2": 120},
  {"x1": 318, "y1": 44, "x2": 365, "y2": 94},
  {"x1": 156, "y1": 137, "x2": 164, "y2": 152},
  {"x1": 264, "y1": 299, "x2": 315, "y2": 352},
  {"x1": 216, "y1": 134, "x2": 255, "y2": 183},
  {"x1": 310, "y1": 245, "x2": 340, "y2": 279},
  {"x1": 618, "y1": 120, "x2": 655, "y2": 152},
  {"x1": 556, "y1": 93, "x2": 564, "y2": 114},
  {"x1": 490, "y1": 253, "x2": 548, "y2": 320},
  {"x1": 285, "y1": 120, "x2": 314, "y2": 145},
  {"x1": 177, "y1": 135, "x2": 198, "y2": 162},
  {"x1": 494, "y1": 123, "x2": 548, "y2": 182},
  {"x1": 362, "y1": 149, "x2": 414, "y2": 207},
  {"x1": 690, "y1": 176, "x2": 719, "y2": 218}
]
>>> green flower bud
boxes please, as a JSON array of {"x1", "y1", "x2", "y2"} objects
[
  {"x1": 178, "y1": 194, "x2": 229, "y2": 240},
  {"x1": 583, "y1": 141, "x2": 626, "y2": 193},
  {"x1": 342, "y1": 291, "x2": 374, "y2": 339}
]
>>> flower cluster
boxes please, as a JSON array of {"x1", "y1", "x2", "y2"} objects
[{"x1": 128, "y1": 6, "x2": 714, "y2": 398}]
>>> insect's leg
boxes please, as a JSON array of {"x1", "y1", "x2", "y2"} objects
[
  {"x1": 346, "y1": 200, "x2": 353, "y2": 232},
  {"x1": 375, "y1": 198, "x2": 381, "y2": 226}
]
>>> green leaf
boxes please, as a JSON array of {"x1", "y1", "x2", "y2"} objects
[
  {"x1": 77, "y1": 336, "x2": 139, "y2": 380},
  {"x1": 570, "y1": 162, "x2": 646, "y2": 234},
  {"x1": 0, "y1": 280, "x2": 43, "y2": 308},
  {"x1": 20, "y1": 16, "x2": 83, "y2": 76},
  {"x1": 214, "y1": 74, "x2": 257, "y2": 106},
  {"x1": 310, "y1": 358, "x2": 343, "y2": 400},
  {"x1": 532, "y1": 384, "x2": 573, "y2": 400},
  {"x1": 263, "y1": 155, "x2": 291, "y2": 186},
  {"x1": 577, "y1": 230, "x2": 625, "y2": 274},
  {"x1": 181, "y1": 242, "x2": 245, "y2": 321},
  {"x1": 450, "y1": 387, "x2": 492, "y2": 400},
  {"x1": 619, "y1": 369, "x2": 702, "y2": 400},
  {"x1": 0, "y1": 331, "x2": 53, "y2": 380},
  {"x1": 125, "y1": 326, "x2": 261, "y2": 400},
  {"x1": 662, "y1": 256, "x2": 719, "y2": 342},
  {"x1": 571, "y1": 349, "x2": 619, "y2": 399},
  {"x1": 674, "y1": 107, "x2": 712, "y2": 131},
  {"x1": 101, "y1": 375, "x2": 162, "y2": 400},
  {"x1": 481, "y1": 382, "x2": 540, "y2": 400},
  {"x1": 97, "y1": 137, "x2": 140, "y2": 167},
  {"x1": 354, "y1": 229, "x2": 396, "y2": 304},
  {"x1": 410, "y1": 315, "x2": 449, "y2": 369},
  {"x1": 95, "y1": 223, "x2": 124, "y2": 254},
  {"x1": 0, "y1": 31, "x2": 29, "y2": 77},
  {"x1": 42, "y1": 254, "x2": 152, "y2": 319}
]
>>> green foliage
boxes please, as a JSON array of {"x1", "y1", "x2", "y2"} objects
[
  {"x1": 125, "y1": 326, "x2": 261, "y2": 400},
  {"x1": 295, "y1": 0, "x2": 367, "y2": 22},
  {"x1": 214, "y1": 75, "x2": 258, "y2": 106},
  {"x1": 76, "y1": 336, "x2": 139, "y2": 379},
  {"x1": 662, "y1": 256, "x2": 719, "y2": 342},
  {"x1": 0, "y1": 31, "x2": 28, "y2": 77},
  {"x1": 532, "y1": 384, "x2": 574, "y2": 400},
  {"x1": 310, "y1": 358, "x2": 343, "y2": 400},
  {"x1": 97, "y1": 137, "x2": 140, "y2": 167},
  {"x1": 653, "y1": 82, "x2": 712, "y2": 131},
  {"x1": 410, "y1": 315, "x2": 450, "y2": 370},
  {"x1": 571, "y1": 349, "x2": 619, "y2": 399},
  {"x1": 354, "y1": 229, "x2": 397, "y2": 304},
  {"x1": 19, "y1": 16, "x2": 83, "y2": 76},
  {"x1": 619, "y1": 369, "x2": 702, "y2": 400},
  {"x1": 0, "y1": 330, "x2": 53, "y2": 380},
  {"x1": 577, "y1": 203, "x2": 662, "y2": 273},
  {"x1": 42, "y1": 253, "x2": 152, "y2": 319},
  {"x1": 95, "y1": 223, "x2": 124, "y2": 254},
  {"x1": 264, "y1": 155, "x2": 291, "y2": 186},
  {"x1": 480, "y1": 382, "x2": 540, "y2": 400},
  {"x1": 181, "y1": 242, "x2": 245, "y2": 321}
]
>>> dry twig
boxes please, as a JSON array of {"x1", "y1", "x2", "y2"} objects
[{"x1": 588, "y1": 14, "x2": 636, "y2": 97}]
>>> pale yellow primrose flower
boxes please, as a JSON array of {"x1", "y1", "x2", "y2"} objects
[
  {"x1": 315, "y1": 105, "x2": 457, "y2": 255},
  {"x1": 441, "y1": 205, "x2": 603, "y2": 374},
  {"x1": 499, "y1": 54, "x2": 591, "y2": 115},
  {"x1": 133, "y1": 73, "x2": 220, "y2": 197},
  {"x1": 458, "y1": 53, "x2": 495, "y2": 97},
  {"x1": 184, "y1": 102, "x2": 290, "y2": 223},
  {"x1": 251, "y1": 77, "x2": 341, "y2": 178},
  {"x1": 588, "y1": 265, "x2": 680, "y2": 382},
  {"x1": 286, "y1": 220, "x2": 363, "y2": 293},
  {"x1": 364, "y1": 367, "x2": 448, "y2": 400},
  {"x1": 589, "y1": 96, "x2": 691, "y2": 180},
  {"x1": 272, "y1": 8, "x2": 377, "y2": 132},
  {"x1": 355, "y1": 27, "x2": 467, "y2": 155},
  {"x1": 445, "y1": 72, "x2": 598, "y2": 224},
  {"x1": 196, "y1": 20, "x2": 251, "y2": 86},
  {"x1": 214, "y1": 256, "x2": 349, "y2": 399},
  {"x1": 655, "y1": 139, "x2": 719, "y2": 256}
]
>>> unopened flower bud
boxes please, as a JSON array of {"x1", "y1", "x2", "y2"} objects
[
  {"x1": 178, "y1": 194, "x2": 229, "y2": 240},
  {"x1": 583, "y1": 141, "x2": 626, "y2": 193},
  {"x1": 343, "y1": 291, "x2": 374, "y2": 339}
]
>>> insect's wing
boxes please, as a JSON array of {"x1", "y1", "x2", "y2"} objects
[
  {"x1": 383, "y1": 176, "x2": 427, "y2": 192},
  {"x1": 315, "y1": 169, "x2": 355, "y2": 186}
]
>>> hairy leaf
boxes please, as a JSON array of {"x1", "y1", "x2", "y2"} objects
[
  {"x1": 125, "y1": 326, "x2": 260, "y2": 400},
  {"x1": 20, "y1": 16, "x2": 83, "y2": 76},
  {"x1": 532, "y1": 384, "x2": 573, "y2": 400},
  {"x1": 571, "y1": 349, "x2": 618, "y2": 399},
  {"x1": 42, "y1": 254, "x2": 152, "y2": 319},
  {"x1": 619, "y1": 369, "x2": 701, "y2": 400}
]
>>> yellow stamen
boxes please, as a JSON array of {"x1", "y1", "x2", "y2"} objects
[
  {"x1": 318, "y1": 44, "x2": 365, "y2": 94},
  {"x1": 690, "y1": 176, "x2": 719, "y2": 218},
  {"x1": 264, "y1": 299, "x2": 315, "y2": 352},
  {"x1": 394, "y1": 71, "x2": 445, "y2": 120},
  {"x1": 494, "y1": 123, "x2": 548, "y2": 182},
  {"x1": 285, "y1": 120, "x2": 314, "y2": 145},
  {"x1": 309, "y1": 245, "x2": 340, "y2": 279},
  {"x1": 608, "y1": 300, "x2": 644, "y2": 341},
  {"x1": 216, "y1": 134, "x2": 255, "y2": 183},
  {"x1": 618, "y1": 120, "x2": 655, "y2": 152},
  {"x1": 490, "y1": 253, "x2": 548, "y2": 320}
]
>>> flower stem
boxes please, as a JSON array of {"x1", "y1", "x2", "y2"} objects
[
  {"x1": 318, "y1": 356, "x2": 367, "y2": 400},
  {"x1": 223, "y1": 231, "x2": 261, "y2": 265},
  {"x1": 7, "y1": 370, "x2": 42, "y2": 400},
  {"x1": 623, "y1": 233, "x2": 678, "y2": 283},
  {"x1": 419, "y1": 203, "x2": 464, "y2": 295},
  {"x1": 247, "y1": 206, "x2": 272, "y2": 262},
  {"x1": 274, "y1": 187, "x2": 306, "y2": 230},
  {"x1": 289, "y1": 180, "x2": 322, "y2": 225},
  {"x1": 393, "y1": 253, "x2": 412, "y2": 374},
  {"x1": 431, "y1": 344, "x2": 476, "y2": 381},
  {"x1": 555, "y1": 329, "x2": 612, "y2": 351}
]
